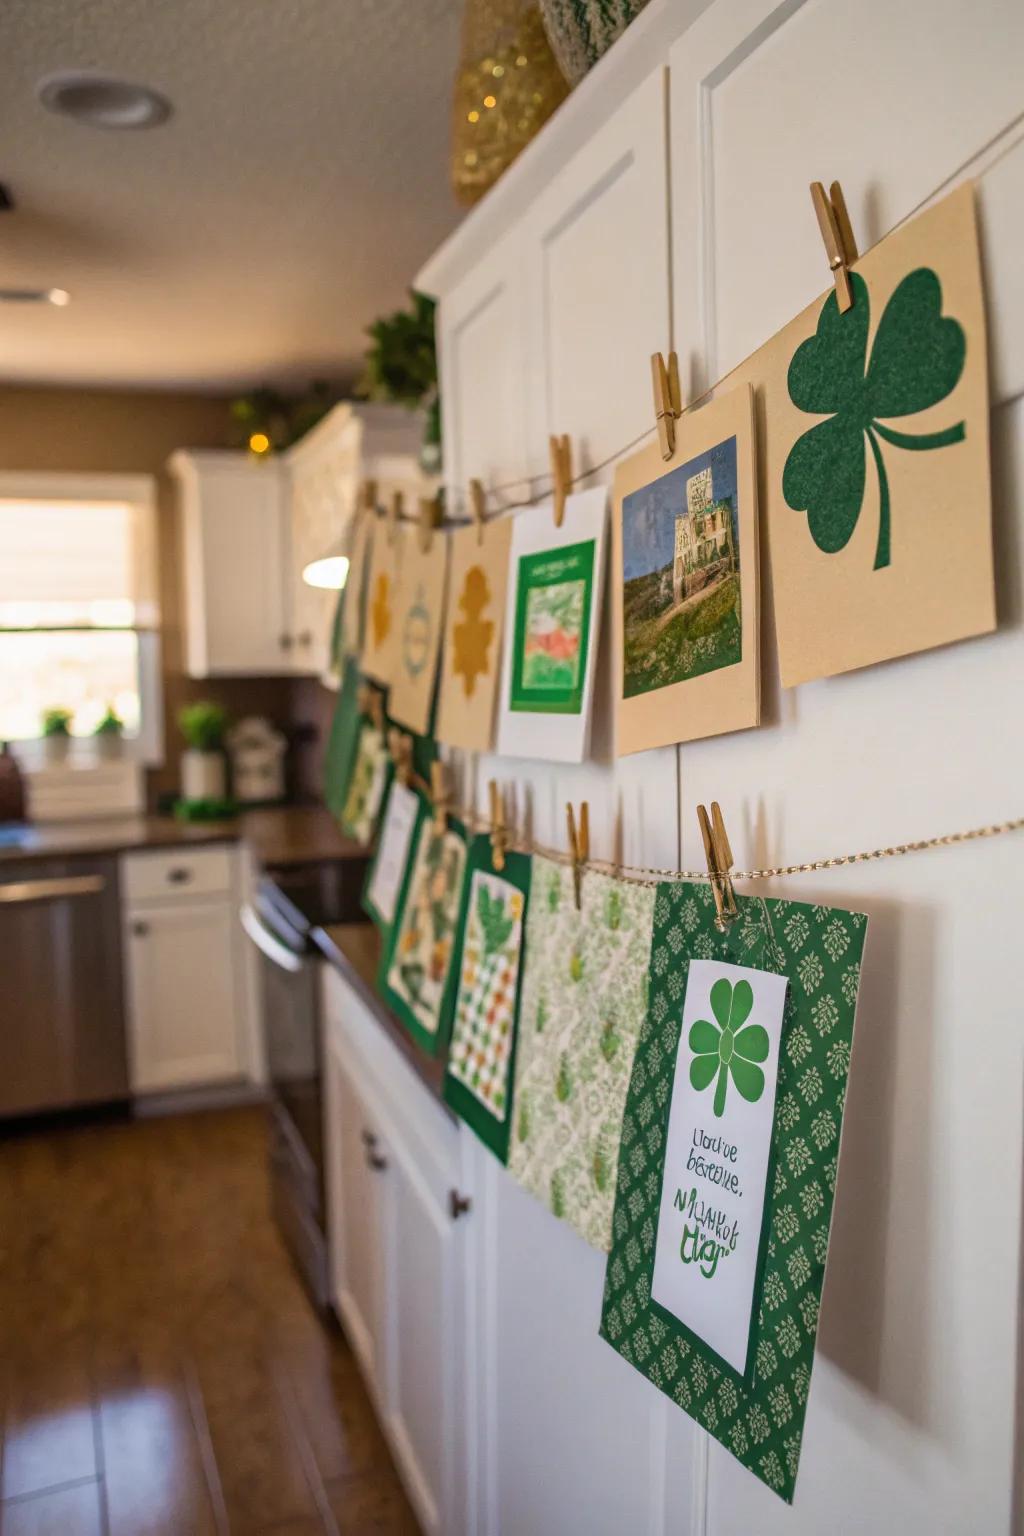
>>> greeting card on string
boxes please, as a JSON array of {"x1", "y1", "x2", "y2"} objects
[
  {"x1": 443, "y1": 837, "x2": 531, "y2": 1163},
  {"x1": 324, "y1": 657, "x2": 363, "y2": 821},
  {"x1": 339, "y1": 716, "x2": 390, "y2": 846},
  {"x1": 496, "y1": 488, "x2": 607, "y2": 763},
  {"x1": 436, "y1": 517, "x2": 513, "y2": 752},
  {"x1": 388, "y1": 530, "x2": 448, "y2": 736},
  {"x1": 613, "y1": 384, "x2": 760, "y2": 753},
  {"x1": 509, "y1": 857, "x2": 656, "y2": 1251},
  {"x1": 380, "y1": 811, "x2": 468, "y2": 1056},
  {"x1": 733, "y1": 182, "x2": 992, "y2": 686},
  {"x1": 361, "y1": 517, "x2": 405, "y2": 686},
  {"x1": 362, "y1": 777, "x2": 423, "y2": 934},
  {"x1": 341, "y1": 507, "x2": 373, "y2": 658},
  {"x1": 599, "y1": 883, "x2": 868, "y2": 1503}
]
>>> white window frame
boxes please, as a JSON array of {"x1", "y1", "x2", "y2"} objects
[{"x1": 0, "y1": 469, "x2": 164, "y2": 774}]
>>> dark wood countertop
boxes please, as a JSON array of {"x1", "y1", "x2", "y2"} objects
[
  {"x1": 313, "y1": 922, "x2": 450, "y2": 1106},
  {"x1": 0, "y1": 805, "x2": 363, "y2": 869}
]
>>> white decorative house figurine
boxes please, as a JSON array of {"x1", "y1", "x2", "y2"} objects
[{"x1": 226, "y1": 717, "x2": 287, "y2": 804}]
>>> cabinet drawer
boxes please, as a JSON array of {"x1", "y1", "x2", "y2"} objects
[{"x1": 122, "y1": 845, "x2": 234, "y2": 904}]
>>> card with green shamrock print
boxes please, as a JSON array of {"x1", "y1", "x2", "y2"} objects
[
  {"x1": 731, "y1": 181, "x2": 992, "y2": 686},
  {"x1": 599, "y1": 882, "x2": 867, "y2": 1504},
  {"x1": 443, "y1": 838, "x2": 531, "y2": 1163},
  {"x1": 361, "y1": 778, "x2": 424, "y2": 937},
  {"x1": 379, "y1": 812, "x2": 468, "y2": 1056},
  {"x1": 339, "y1": 716, "x2": 391, "y2": 846},
  {"x1": 509, "y1": 856, "x2": 656, "y2": 1251}
]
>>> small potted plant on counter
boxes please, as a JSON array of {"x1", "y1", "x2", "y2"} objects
[
  {"x1": 178, "y1": 701, "x2": 228, "y2": 806},
  {"x1": 93, "y1": 704, "x2": 125, "y2": 760},
  {"x1": 41, "y1": 707, "x2": 73, "y2": 764}
]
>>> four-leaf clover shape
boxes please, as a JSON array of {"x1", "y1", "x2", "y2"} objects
[
  {"x1": 783, "y1": 268, "x2": 966, "y2": 571},
  {"x1": 689, "y1": 977, "x2": 769, "y2": 1118}
]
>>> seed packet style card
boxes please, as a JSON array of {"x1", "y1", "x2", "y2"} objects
[
  {"x1": 733, "y1": 182, "x2": 992, "y2": 686},
  {"x1": 361, "y1": 517, "x2": 406, "y2": 687},
  {"x1": 496, "y1": 487, "x2": 608, "y2": 764},
  {"x1": 614, "y1": 384, "x2": 759, "y2": 753},
  {"x1": 388, "y1": 531, "x2": 448, "y2": 737},
  {"x1": 436, "y1": 517, "x2": 513, "y2": 753}
]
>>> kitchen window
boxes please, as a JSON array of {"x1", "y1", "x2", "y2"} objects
[{"x1": 0, "y1": 473, "x2": 163, "y2": 771}]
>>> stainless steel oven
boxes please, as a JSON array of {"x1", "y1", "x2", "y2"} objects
[{"x1": 240, "y1": 857, "x2": 367, "y2": 1307}]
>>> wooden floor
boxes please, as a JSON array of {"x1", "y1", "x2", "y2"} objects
[{"x1": 0, "y1": 1106, "x2": 419, "y2": 1536}]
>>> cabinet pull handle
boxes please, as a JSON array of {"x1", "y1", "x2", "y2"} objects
[
  {"x1": 167, "y1": 867, "x2": 192, "y2": 884},
  {"x1": 367, "y1": 1150, "x2": 388, "y2": 1172},
  {"x1": 361, "y1": 1127, "x2": 378, "y2": 1148},
  {"x1": 449, "y1": 1189, "x2": 472, "y2": 1221},
  {"x1": 132, "y1": 919, "x2": 150, "y2": 938}
]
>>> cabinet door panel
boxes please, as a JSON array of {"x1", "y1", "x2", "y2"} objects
[{"x1": 125, "y1": 901, "x2": 241, "y2": 1091}]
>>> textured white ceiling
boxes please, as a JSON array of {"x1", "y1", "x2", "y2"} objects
[{"x1": 0, "y1": 0, "x2": 464, "y2": 389}]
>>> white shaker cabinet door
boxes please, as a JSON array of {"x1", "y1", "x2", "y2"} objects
[{"x1": 669, "y1": 2, "x2": 1024, "y2": 1534}]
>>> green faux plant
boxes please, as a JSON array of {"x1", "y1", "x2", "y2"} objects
[
  {"x1": 41, "y1": 707, "x2": 73, "y2": 738},
  {"x1": 93, "y1": 705, "x2": 124, "y2": 738},
  {"x1": 178, "y1": 701, "x2": 227, "y2": 753},
  {"x1": 357, "y1": 291, "x2": 440, "y2": 467}
]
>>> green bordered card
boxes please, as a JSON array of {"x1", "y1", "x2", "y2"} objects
[
  {"x1": 599, "y1": 881, "x2": 867, "y2": 1503},
  {"x1": 324, "y1": 657, "x2": 363, "y2": 820},
  {"x1": 378, "y1": 810, "x2": 469, "y2": 1057},
  {"x1": 443, "y1": 838, "x2": 532, "y2": 1162},
  {"x1": 361, "y1": 777, "x2": 426, "y2": 938}
]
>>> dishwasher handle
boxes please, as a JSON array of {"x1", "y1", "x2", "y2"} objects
[
  {"x1": 239, "y1": 902, "x2": 305, "y2": 974},
  {"x1": 0, "y1": 874, "x2": 105, "y2": 905}
]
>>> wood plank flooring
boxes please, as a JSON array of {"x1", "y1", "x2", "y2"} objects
[{"x1": 0, "y1": 1107, "x2": 419, "y2": 1536}]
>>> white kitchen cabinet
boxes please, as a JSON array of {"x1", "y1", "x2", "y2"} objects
[
  {"x1": 321, "y1": 964, "x2": 469, "y2": 1536},
  {"x1": 122, "y1": 845, "x2": 250, "y2": 1094}
]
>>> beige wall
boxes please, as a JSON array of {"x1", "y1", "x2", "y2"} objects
[{"x1": 0, "y1": 385, "x2": 315, "y2": 806}]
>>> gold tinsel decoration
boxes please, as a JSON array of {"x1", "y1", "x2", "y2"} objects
[{"x1": 451, "y1": 1, "x2": 570, "y2": 206}]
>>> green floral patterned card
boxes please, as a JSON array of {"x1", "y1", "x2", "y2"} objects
[
  {"x1": 509, "y1": 857, "x2": 655, "y2": 1251},
  {"x1": 340, "y1": 717, "x2": 390, "y2": 845},
  {"x1": 599, "y1": 882, "x2": 867, "y2": 1503},
  {"x1": 443, "y1": 838, "x2": 531, "y2": 1163},
  {"x1": 379, "y1": 813, "x2": 468, "y2": 1056}
]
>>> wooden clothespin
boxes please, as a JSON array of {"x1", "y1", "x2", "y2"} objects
[
  {"x1": 387, "y1": 490, "x2": 403, "y2": 546},
  {"x1": 548, "y1": 434, "x2": 572, "y2": 529},
  {"x1": 697, "y1": 800, "x2": 738, "y2": 932},
  {"x1": 430, "y1": 761, "x2": 449, "y2": 837},
  {"x1": 388, "y1": 727, "x2": 413, "y2": 786},
  {"x1": 651, "y1": 351, "x2": 682, "y2": 461},
  {"x1": 361, "y1": 478, "x2": 378, "y2": 516},
  {"x1": 357, "y1": 683, "x2": 383, "y2": 732},
  {"x1": 566, "y1": 801, "x2": 589, "y2": 910},
  {"x1": 468, "y1": 478, "x2": 486, "y2": 545},
  {"x1": 419, "y1": 494, "x2": 441, "y2": 553},
  {"x1": 489, "y1": 780, "x2": 507, "y2": 872},
  {"x1": 810, "y1": 180, "x2": 859, "y2": 313}
]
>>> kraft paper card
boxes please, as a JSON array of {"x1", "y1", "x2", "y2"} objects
[
  {"x1": 509, "y1": 857, "x2": 656, "y2": 1252},
  {"x1": 387, "y1": 531, "x2": 448, "y2": 736},
  {"x1": 341, "y1": 507, "x2": 373, "y2": 659},
  {"x1": 436, "y1": 516, "x2": 513, "y2": 752},
  {"x1": 600, "y1": 883, "x2": 868, "y2": 1504},
  {"x1": 443, "y1": 838, "x2": 531, "y2": 1163},
  {"x1": 733, "y1": 182, "x2": 992, "y2": 686},
  {"x1": 360, "y1": 517, "x2": 405, "y2": 686},
  {"x1": 380, "y1": 813, "x2": 468, "y2": 1057},
  {"x1": 496, "y1": 487, "x2": 608, "y2": 763},
  {"x1": 613, "y1": 383, "x2": 760, "y2": 753},
  {"x1": 362, "y1": 778, "x2": 422, "y2": 933}
]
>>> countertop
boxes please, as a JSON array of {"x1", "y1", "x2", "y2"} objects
[
  {"x1": 313, "y1": 922, "x2": 449, "y2": 1104},
  {"x1": 0, "y1": 805, "x2": 364, "y2": 869}
]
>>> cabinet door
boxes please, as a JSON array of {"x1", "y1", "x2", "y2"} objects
[
  {"x1": 181, "y1": 458, "x2": 291, "y2": 676},
  {"x1": 323, "y1": 1030, "x2": 388, "y2": 1394},
  {"x1": 124, "y1": 900, "x2": 243, "y2": 1092}
]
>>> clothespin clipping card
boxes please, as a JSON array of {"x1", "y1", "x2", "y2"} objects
[
  {"x1": 388, "y1": 490, "x2": 403, "y2": 546},
  {"x1": 549, "y1": 434, "x2": 572, "y2": 529},
  {"x1": 566, "y1": 800, "x2": 590, "y2": 911},
  {"x1": 388, "y1": 727, "x2": 413, "y2": 786},
  {"x1": 489, "y1": 779, "x2": 508, "y2": 872},
  {"x1": 361, "y1": 478, "x2": 378, "y2": 517},
  {"x1": 469, "y1": 478, "x2": 486, "y2": 546},
  {"x1": 357, "y1": 683, "x2": 384, "y2": 732},
  {"x1": 697, "y1": 800, "x2": 738, "y2": 932},
  {"x1": 419, "y1": 495, "x2": 441, "y2": 554},
  {"x1": 651, "y1": 352, "x2": 682, "y2": 461},
  {"x1": 431, "y1": 760, "x2": 449, "y2": 838},
  {"x1": 810, "y1": 180, "x2": 859, "y2": 313}
]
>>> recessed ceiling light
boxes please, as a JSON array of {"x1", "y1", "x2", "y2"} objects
[
  {"x1": 37, "y1": 71, "x2": 172, "y2": 130},
  {"x1": 0, "y1": 287, "x2": 71, "y2": 306}
]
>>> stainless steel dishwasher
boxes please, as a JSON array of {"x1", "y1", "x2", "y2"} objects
[{"x1": 0, "y1": 855, "x2": 129, "y2": 1118}]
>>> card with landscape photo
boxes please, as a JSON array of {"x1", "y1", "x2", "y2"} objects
[{"x1": 613, "y1": 383, "x2": 759, "y2": 754}]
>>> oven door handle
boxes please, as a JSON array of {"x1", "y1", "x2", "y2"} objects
[{"x1": 240, "y1": 902, "x2": 305, "y2": 974}]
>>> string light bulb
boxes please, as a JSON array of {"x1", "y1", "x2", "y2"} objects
[{"x1": 248, "y1": 431, "x2": 271, "y2": 456}]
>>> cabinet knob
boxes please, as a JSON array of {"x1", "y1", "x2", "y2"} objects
[
  {"x1": 167, "y1": 867, "x2": 192, "y2": 885},
  {"x1": 449, "y1": 1189, "x2": 472, "y2": 1221},
  {"x1": 279, "y1": 633, "x2": 293, "y2": 651},
  {"x1": 361, "y1": 1127, "x2": 378, "y2": 1149},
  {"x1": 367, "y1": 1150, "x2": 388, "y2": 1172},
  {"x1": 131, "y1": 919, "x2": 149, "y2": 938},
  {"x1": 298, "y1": 630, "x2": 313, "y2": 647}
]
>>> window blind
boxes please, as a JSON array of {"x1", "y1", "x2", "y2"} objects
[{"x1": 0, "y1": 498, "x2": 159, "y2": 628}]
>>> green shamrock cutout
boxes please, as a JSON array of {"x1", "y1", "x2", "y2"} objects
[
  {"x1": 689, "y1": 977, "x2": 769, "y2": 1118},
  {"x1": 783, "y1": 268, "x2": 966, "y2": 570}
]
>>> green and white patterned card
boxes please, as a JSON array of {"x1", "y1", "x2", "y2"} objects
[
  {"x1": 599, "y1": 881, "x2": 867, "y2": 1503},
  {"x1": 379, "y1": 813, "x2": 468, "y2": 1057},
  {"x1": 509, "y1": 856, "x2": 655, "y2": 1251},
  {"x1": 443, "y1": 839, "x2": 531, "y2": 1163}
]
